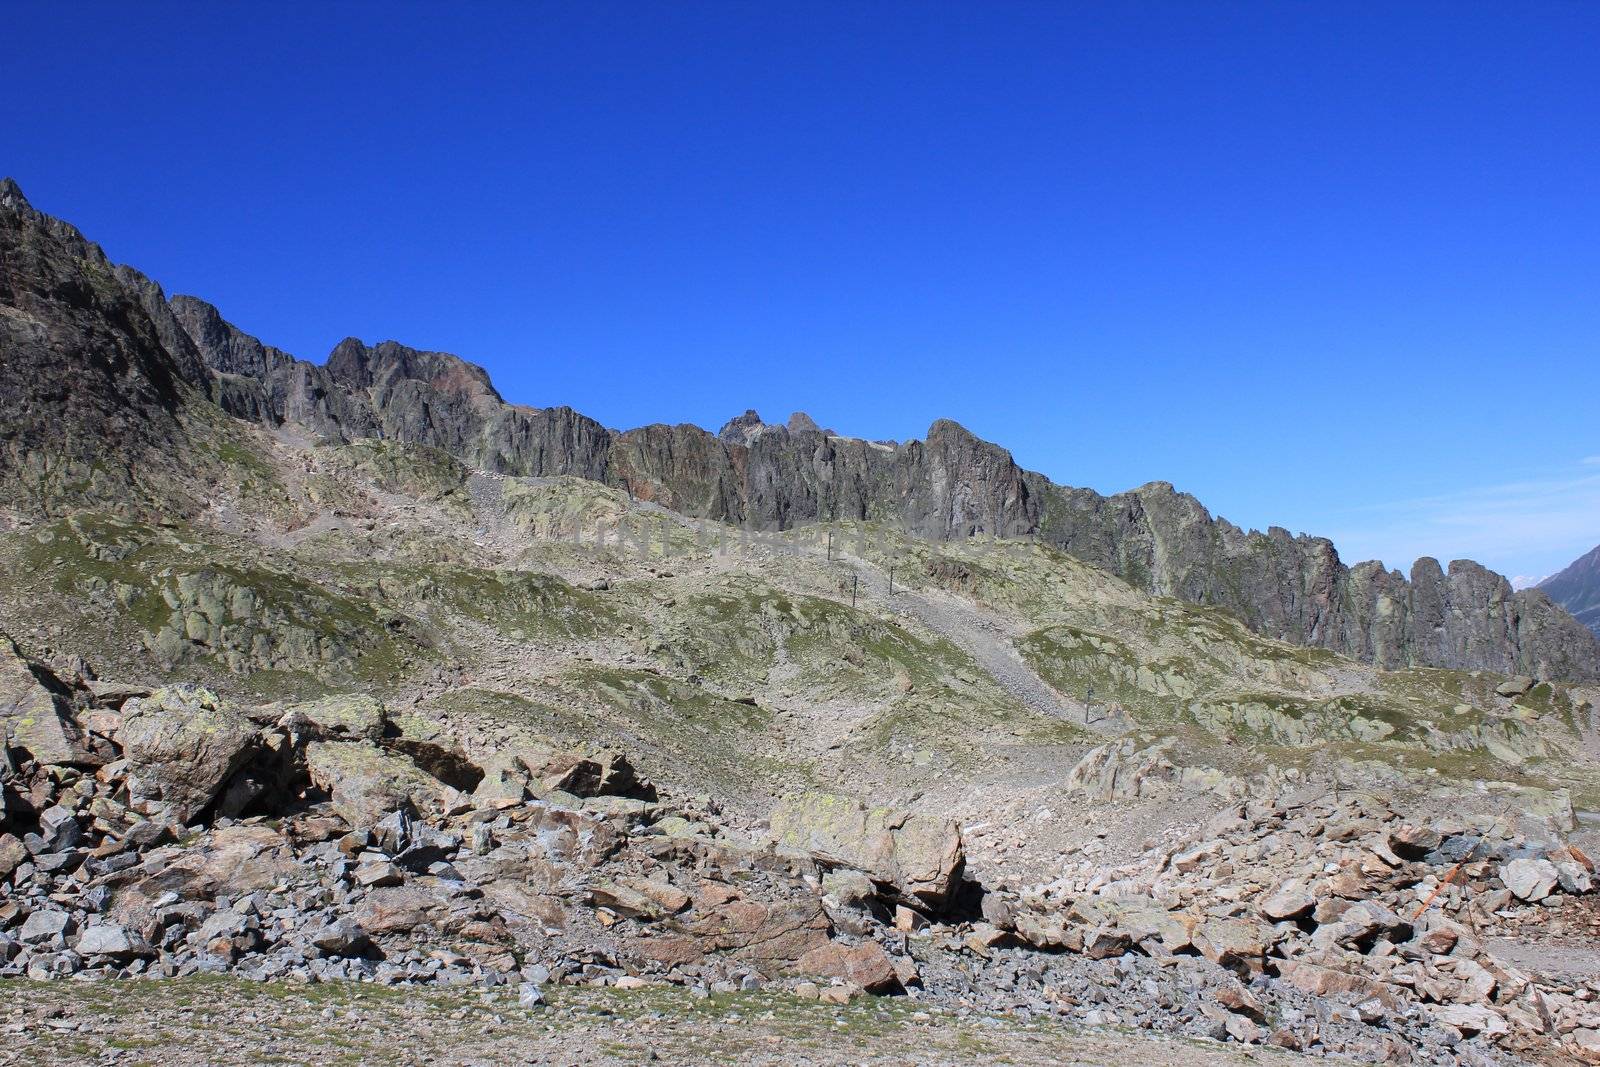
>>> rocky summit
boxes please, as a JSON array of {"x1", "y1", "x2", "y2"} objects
[{"x1": 4, "y1": 179, "x2": 1600, "y2": 1066}]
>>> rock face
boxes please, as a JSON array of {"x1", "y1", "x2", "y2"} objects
[
  {"x1": 1033, "y1": 480, "x2": 1600, "y2": 681},
  {"x1": 1541, "y1": 542, "x2": 1600, "y2": 638},
  {"x1": 2, "y1": 178, "x2": 1596, "y2": 680},
  {"x1": 769, "y1": 791, "x2": 964, "y2": 906},
  {"x1": 0, "y1": 179, "x2": 206, "y2": 514}
]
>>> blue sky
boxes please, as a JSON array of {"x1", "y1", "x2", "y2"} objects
[{"x1": 6, "y1": 3, "x2": 1597, "y2": 580}]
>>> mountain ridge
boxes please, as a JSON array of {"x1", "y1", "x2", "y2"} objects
[{"x1": 2, "y1": 177, "x2": 1596, "y2": 681}]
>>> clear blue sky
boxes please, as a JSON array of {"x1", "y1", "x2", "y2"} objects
[{"x1": 6, "y1": 3, "x2": 1598, "y2": 580}]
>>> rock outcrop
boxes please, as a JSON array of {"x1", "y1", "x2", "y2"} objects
[
  {"x1": 0, "y1": 179, "x2": 204, "y2": 514},
  {"x1": 0, "y1": 636, "x2": 97, "y2": 768},
  {"x1": 2, "y1": 178, "x2": 1596, "y2": 680}
]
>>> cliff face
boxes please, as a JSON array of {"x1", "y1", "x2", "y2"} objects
[
  {"x1": 0, "y1": 179, "x2": 207, "y2": 513},
  {"x1": 2, "y1": 178, "x2": 1596, "y2": 680},
  {"x1": 1030, "y1": 479, "x2": 1599, "y2": 680}
]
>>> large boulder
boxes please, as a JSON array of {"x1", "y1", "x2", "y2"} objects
[
  {"x1": 0, "y1": 636, "x2": 96, "y2": 766},
  {"x1": 276, "y1": 694, "x2": 387, "y2": 742},
  {"x1": 635, "y1": 881, "x2": 833, "y2": 973},
  {"x1": 303, "y1": 739, "x2": 454, "y2": 828},
  {"x1": 115, "y1": 687, "x2": 259, "y2": 821},
  {"x1": 796, "y1": 940, "x2": 900, "y2": 993},
  {"x1": 769, "y1": 791, "x2": 964, "y2": 906},
  {"x1": 536, "y1": 749, "x2": 655, "y2": 800},
  {"x1": 1501, "y1": 857, "x2": 1560, "y2": 902}
]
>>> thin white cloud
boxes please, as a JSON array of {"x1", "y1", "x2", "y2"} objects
[
  {"x1": 1322, "y1": 469, "x2": 1600, "y2": 579},
  {"x1": 1584, "y1": 455, "x2": 1600, "y2": 467}
]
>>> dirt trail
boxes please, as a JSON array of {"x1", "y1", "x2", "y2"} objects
[
  {"x1": 892, "y1": 585, "x2": 1124, "y2": 735},
  {"x1": 459, "y1": 472, "x2": 1121, "y2": 735},
  {"x1": 824, "y1": 548, "x2": 1124, "y2": 735}
]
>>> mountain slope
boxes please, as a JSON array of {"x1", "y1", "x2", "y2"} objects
[
  {"x1": 2, "y1": 178, "x2": 1596, "y2": 681},
  {"x1": 0, "y1": 178, "x2": 198, "y2": 512},
  {"x1": 1542, "y1": 541, "x2": 1600, "y2": 636},
  {"x1": 8, "y1": 180, "x2": 1600, "y2": 1063}
]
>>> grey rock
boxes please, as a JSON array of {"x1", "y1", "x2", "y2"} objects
[
  {"x1": 1501, "y1": 857, "x2": 1560, "y2": 902},
  {"x1": 116, "y1": 686, "x2": 259, "y2": 821},
  {"x1": 821, "y1": 868, "x2": 880, "y2": 910},
  {"x1": 33, "y1": 850, "x2": 83, "y2": 874},
  {"x1": 19, "y1": 909, "x2": 74, "y2": 943},
  {"x1": 76, "y1": 923, "x2": 148, "y2": 959},
  {"x1": 1540, "y1": 542, "x2": 1600, "y2": 638},
  {"x1": 0, "y1": 638, "x2": 98, "y2": 767},
  {"x1": 308, "y1": 918, "x2": 370, "y2": 956},
  {"x1": 770, "y1": 791, "x2": 965, "y2": 906},
  {"x1": 1495, "y1": 676, "x2": 1536, "y2": 697},
  {"x1": 354, "y1": 860, "x2": 402, "y2": 887},
  {"x1": 38, "y1": 805, "x2": 81, "y2": 850}
]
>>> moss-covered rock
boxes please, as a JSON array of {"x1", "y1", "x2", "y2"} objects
[
  {"x1": 116, "y1": 686, "x2": 259, "y2": 821},
  {"x1": 769, "y1": 790, "x2": 963, "y2": 906},
  {"x1": 302, "y1": 739, "x2": 456, "y2": 828}
]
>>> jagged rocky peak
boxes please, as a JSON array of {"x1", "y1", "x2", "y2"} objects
[
  {"x1": 327, "y1": 338, "x2": 503, "y2": 405},
  {"x1": 0, "y1": 176, "x2": 29, "y2": 210},
  {"x1": 717, "y1": 408, "x2": 835, "y2": 445},
  {"x1": 169, "y1": 294, "x2": 296, "y2": 380},
  {"x1": 1, "y1": 184, "x2": 1596, "y2": 681},
  {"x1": 717, "y1": 409, "x2": 766, "y2": 445}
]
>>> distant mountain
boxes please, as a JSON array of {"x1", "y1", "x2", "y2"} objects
[
  {"x1": 1541, "y1": 543, "x2": 1600, "y2": 636},
  {"x1": 3, "y1": 176, "x2": 1599, "y2": 680}
]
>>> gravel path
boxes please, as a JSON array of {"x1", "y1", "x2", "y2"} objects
[
  {"x1": 826, "y1": 548, "x2": 1122, "y2": 735},
  {"x1": 460, "y1": 469, "x2": 1117, "y2": 736}
]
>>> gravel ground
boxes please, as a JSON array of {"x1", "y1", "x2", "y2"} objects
[{"x1": 2, "y1": 976, "x2": 1297, "y2": 1067}]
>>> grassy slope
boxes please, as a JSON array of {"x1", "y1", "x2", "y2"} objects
[{"x1": 2, "y1": 423, "x2": 1596, "y2": 813}]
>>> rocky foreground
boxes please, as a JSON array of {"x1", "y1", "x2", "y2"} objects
[{"x1": 5, "y1": 638, "x2": 1600, "y2": 1065}]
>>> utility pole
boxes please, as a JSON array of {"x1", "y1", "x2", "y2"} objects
[
  {"x1": 889, "y1": 562, "x2": 895, "y2": 595},
  {"x1": 851, "y1": 573, "x2": 858, "y2": 609}
]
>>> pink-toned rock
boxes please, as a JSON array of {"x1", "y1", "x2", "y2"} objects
[
  {"x1": 1429, "y1": 1003, "x2": 1508, "y2": 1038},
  {"x1": 1277, "y1": 960, "x2": 1398, "y2": 1006},
  {"x1": 797, "y1": 941, "x2": 900, "y2": 994}
]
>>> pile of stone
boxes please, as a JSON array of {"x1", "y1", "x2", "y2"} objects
[
  {"x1": 971, "y1": 788, "x2": 1600, "y2": 1061},
  {"x1": 0, "y1": 643, "x2": 949, "y2": 1001}
]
